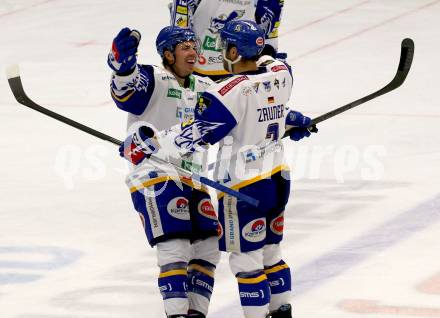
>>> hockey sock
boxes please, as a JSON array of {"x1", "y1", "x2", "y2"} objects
[
  {"x1": 236, "y1": 270, "x2": 270, "y2": 318},
  {"x1": 158, "y1": 262, "x2": 189, "y2": 316},
  {"x1": 264, "y1": 260, "x2": 292, "y2": 312},
  {"x1": 187, "y1": 259, "x2": 215, "y2": 316}
]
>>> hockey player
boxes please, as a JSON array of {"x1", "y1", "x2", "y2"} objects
[
  {"x1": 169, "y1": 0, "x2": 284, "y2": 79},
  {"x1": 125, "y1": 20, "x2": 315, "y2": 318},
  {"x1": 107, "y1": 26, "x2": 220, "y2": 318}
]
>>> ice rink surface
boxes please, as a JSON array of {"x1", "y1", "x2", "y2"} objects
[{"x1": 1, "y1": 0, "x2": 440, "y2": 317}]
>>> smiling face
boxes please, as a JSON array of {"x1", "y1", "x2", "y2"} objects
[{"x1": 165, "y1": 40, "x2": 198, "y2": 78}]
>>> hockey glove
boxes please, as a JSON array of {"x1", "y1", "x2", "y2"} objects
[
  {"x1": 108, "y1": 27, "x2": 141, "y2": 75},
  {"x1": 286, "y1": 110, "x2": 317, "y2": 141},
  {"x1": 255, "y1": 0, "x2": 283, "y2": 37},
  {"x1": 119, "y1": 126, "x2": 159, "y2": 165}
]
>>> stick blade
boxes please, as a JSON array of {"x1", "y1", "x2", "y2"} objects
[{"x1": 398, "y1": 38, "x2": 414, "y2": 76}]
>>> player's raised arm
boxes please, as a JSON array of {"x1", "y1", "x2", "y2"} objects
[
  {"x1": 169, "y1": 0, "x2": 199, "y2": 28},
  {"x1": 107, "y1": 28, "x2": 155, "y2": 115},
  {"x1": 255, "y1": 0, "x2": 284, "y2": 57}
]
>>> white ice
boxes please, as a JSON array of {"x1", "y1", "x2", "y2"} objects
[{"x1": 1, "y1": 1, "x2": 440, "y2": 317}]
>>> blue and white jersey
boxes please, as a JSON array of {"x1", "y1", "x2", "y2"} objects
[
  {"x1": 169, "y1": 0, "x2": 283, "y2": 77},
  {"x1": 110, "y1": 64, "x2": 213, "y2": 188},
  {"x1": 160, "y1": 56, "x2": 293, "y2": 195}
]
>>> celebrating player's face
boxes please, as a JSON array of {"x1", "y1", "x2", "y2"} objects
[{"x1": 173, "y1": 41, "x2": 198, "y2": 77}]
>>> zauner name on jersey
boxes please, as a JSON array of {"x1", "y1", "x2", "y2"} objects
[{"x1": 257, "y1": 104, "x2": 284, "y2": 122}]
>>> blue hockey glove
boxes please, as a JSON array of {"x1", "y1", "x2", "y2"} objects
[
  {"x1": 119, "y1": 126, "x2": 159, "y2": 165},
  {"x1": 255, "y1": 0, "x2": 283, "y2": 37},
  {"x1": 107, "y1": 27, "x2": 141, "y2": 75},
  {"x1": 286, "y1": 110, "x2": 316, "y2": 141}
]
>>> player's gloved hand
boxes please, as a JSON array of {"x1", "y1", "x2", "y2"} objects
[
  {"x1": 286, "y1": 110, "x2": 317, "y2": 141},
  {"x1": 119, "y1": 126, "x2": 159, "y2": 165},
  {"x1": 107, "y1": 27, "x2": 141, "y2": 75},
  {"x1": 255, "y1": 0, "x2": 282, "y2": 37}
]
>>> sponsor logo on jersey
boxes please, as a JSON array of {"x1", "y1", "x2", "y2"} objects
[
  {"x1": 218, "y1": 75, "x2": 249, "y2": 96},
  {"x1": 262, "y1": 81, "x2": 271, "y2": 92},
  {"x1": 220, "y1": 0, "x2": 251, "y2": 5},
  {"x1": 167, "y1": 197, "x2": 190, "y2": 220},
  {"x1": 145, "y1": 195, "x2": 163, "y2": 235},
  {"x1": 239, "y1": 290, "x2": 265, "y2": 298},
  {"x1": 208, "y1": 54, "x2": 223, "y2": 65},
  {"x1": 270, "y1": 213, "x2": 284, "y2": 235},
  {"x1": 271, "y1": 65, "x2": 288, "y2": 72},
  {"x1": 274, "y1": 79, "x2": 280, "y2": 90},
  {"x1": 162, "y1": 75, "x2": 177, "y2": 81},
  {"x1": 181, "y1": 159, "x2": 202, "y2": 173},
  {"x1": 245, "y1": 151, "x2": 257, "y2": 163},
  {"x1": 242, "y1": 218, "x2": 266, "y2": 242},
  {"x1": 203, "y1": 36, "x2": 221, "y2": 52},
  {"x1": 198, "y1": 199, "x2": 217, "y2": 220},
  {"x1": 257, "y1": 104, "x2": 284, "y2": 122},
  {"x1": 243, "y1": 142, "x2": 283, "y2": 163},
  {"x1": 167, "y1": 88, "x2": 182, "y2": 99},
  {"x1": 176, "y1": 5, "x2": 188, "y2": 14},
  {"x1": 198, "y1": 54, "x2": 207, "y2": 65}
]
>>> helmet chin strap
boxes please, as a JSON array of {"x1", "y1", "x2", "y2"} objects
[{"x1": 222, "y1": 49, "x2": 242, "y2": 73}]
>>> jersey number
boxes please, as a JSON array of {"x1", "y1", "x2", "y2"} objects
[{"x1": 266, "y1": 123, "x2": 279, "y2": 141}]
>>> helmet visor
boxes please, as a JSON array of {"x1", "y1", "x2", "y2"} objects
[{"x1": 175, "y1": 39, "x2": 202, "y2": 56}]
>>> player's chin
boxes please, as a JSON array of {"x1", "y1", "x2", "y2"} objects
[{"x1": 183, "y1": 62, "x2": 196, "y2": 74}]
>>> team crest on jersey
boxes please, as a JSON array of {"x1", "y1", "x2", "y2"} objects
[
  {"x1": 174, "y1": 120, "x2": 224, "y2": 150},
  {"x1": 252, "y1": 82, "x2": 260, "y2": 93},
  {"x1": 209, "y1": 10, "x2": 245, "y2": 33},
  {"x1": 167, "y1": 197, "x2": 190, "y2": 220},
  {"x1": 218, "y1": 75, "x2": 249, "y2": 96},
  {"x1": 270, "y1": 213, "x2": 284, "y2": 235},
  {"x1": 242, "y1": 218, "x2": 266, "y2": 242},
  {"x1": 241, "y1": 86, "x2": 253, "y2": 96},
  {"x1": 198, "y1": 199, "x2": 217, "y2": 220},
  {"x1": 262, "y1": 81, "x2": 271, "y2": 92},
  {"x1": 196, "y1": 96, "x2": 212, "y2": 115}
]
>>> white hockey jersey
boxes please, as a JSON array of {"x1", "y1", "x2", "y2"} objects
[
  {"x1": 111, "y1": 64, "x2": 213, "y2": 190},
  {"x1": 158, "y1": 56, "x2": 293, "y2": 196},
  {"x1": 170, "y1": 0, "x2": 283, "y2": 77}
]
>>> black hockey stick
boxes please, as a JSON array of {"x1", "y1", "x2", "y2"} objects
[
  {"x1": 207, "y1": 38, "x2": 414, "y2": 171},
  {"x1": 6, "y1": 65, "x2": 259, "y2": 207},
  {"x1": 283, "y1": 37, "x2": 415, "y2": 137}
]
